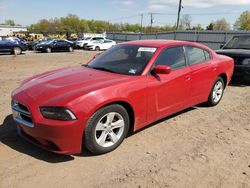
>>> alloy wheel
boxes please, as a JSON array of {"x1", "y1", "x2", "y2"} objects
[
  {"x1": 212, "y1": 80, "x2": 223, "y2": 103},
  {"x1": 94, "y1": 112, "x2": 125, "y2": 148}
]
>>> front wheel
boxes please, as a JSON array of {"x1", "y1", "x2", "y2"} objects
[
  {"x1": 13, "y1": 47, "x2": 22, "y2": 55},
  {"x1": 46, "y1": 47, "x2": 52, "y2": 53},
  {"x1": 207, "y1": 77, "x2": 225, "y2": 106},
  {"x1": 95, "y1": 46, "x2": 100, "y2": 51},
  {"x1": 84, "y1": 104, "x2": 129, "y2": 154},
  {"x1": 68, "y1": 46, "x2": 73, "y2": 52}
]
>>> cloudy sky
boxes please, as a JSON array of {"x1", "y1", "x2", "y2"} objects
[{"x1": 0, "y1": 0, "x2": 249, "y2": 28}]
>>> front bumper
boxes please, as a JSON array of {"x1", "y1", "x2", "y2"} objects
[
  {"x1": 85, "y1": 46, "x2": 94, "y2": 50},
  {"x1": 233, "y1": 65, "x2": 250, "y2": 82},
  {"x1": 35, "y1": 47, "x2": 45, "y2": 51},
  {"x1": 11, "y1": 99, "x2": 85, "y2": 155}
]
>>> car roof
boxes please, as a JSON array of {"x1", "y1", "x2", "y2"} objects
[
  {"x1": 121, "y1": 39, "x2": 206, "y2": 48},
  {"x1": 232, "y1": 35, "x2": 250, "y2": 37}
]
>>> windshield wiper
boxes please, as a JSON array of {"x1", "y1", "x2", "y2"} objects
[{"x1": 90, "y1": 66, "x2": 116, "y2": 73}]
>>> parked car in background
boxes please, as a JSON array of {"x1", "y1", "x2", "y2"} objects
[
  {"x1": 216, "y1": 35, "x2": 250, "y2": 83},
  {"x1": 0, "y1": 36, "x2": 27, "y2": 44},
  {"x1": 85, "y1": 39, "x2": 116, "y2": 51},
  {"x1": 76, "y1": 36, "x2": 105, "y2": 48},
  {"x1": 27, "y1": 37, "x2": 53, "y2": 50},
  {"x1": 11, "y1": 40, "x2": 233, "y2": 155},
  {"x1": 35, "y1": 39, "x2": 74, "y2": 53},
  {"x1": 0, "y1": 40, "x2": 27, "y2": 55}
]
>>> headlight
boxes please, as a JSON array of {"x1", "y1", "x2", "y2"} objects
[
  {"x1": 40, "y1": 107, "x2": 77, "y2": 121},
  {"x1": 242, "y1": 58, "x2": 250, "y2": 65}
]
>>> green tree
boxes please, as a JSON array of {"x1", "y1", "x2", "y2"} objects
[
  {"x1": 192, "y1": 24, "x2": 204, "y2": 31},
  {"x1": 234, "y1": 10, "x2": 250, "y2": 30},
  {"x1": 206, "y1": 22, "x2": 215, "y2": 30}
]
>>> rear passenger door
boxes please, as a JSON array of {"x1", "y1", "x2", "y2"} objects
[
  {"x1": 56, "y1": 40, "x2": 66, "y2": 51},
  {"x1": 185, "y1": 46, "x2": 215, "y2": 104}
]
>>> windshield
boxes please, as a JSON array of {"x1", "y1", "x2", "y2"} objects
[
  {"x1": 223, "y1": 36, "x2": 250, "y2": 49},
  {"x1": 88, "y1": 44, "x2": 157, "y2": 75},
  {"x1": 84, "y1": 37, "x2": 91, "y2": 40}
]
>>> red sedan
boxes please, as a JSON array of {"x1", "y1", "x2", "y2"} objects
[{"x1": 11, "y1": 40, "x2": 234, "y2": 155}]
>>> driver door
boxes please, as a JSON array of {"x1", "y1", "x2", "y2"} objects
[{"x1": 147, "y1": 46, "x2": 192, "y2": 120}]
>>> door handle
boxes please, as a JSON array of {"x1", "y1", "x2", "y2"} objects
[
  {"x1": 212, "y1": 67, "x2": 217, "y2": 71},
  {"x1": 185, "y1": 75, "x2": 191, "y2": 81}
]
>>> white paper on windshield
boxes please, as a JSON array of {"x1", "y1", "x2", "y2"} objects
[
  {"x1": 138, "y1": 47, "x2": 157, "y2": 53},
  {"x1": 128, "y1": 69, "x2": 137, "y2": 74}
]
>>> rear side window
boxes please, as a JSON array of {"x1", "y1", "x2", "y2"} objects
[
  {"x1": 155, "y1": 46, "x2": 186, "y2": 70},
  {"x1": 204, "y1": 50, "x2": 211, "y2": 60},
  {"x1": 186, "y1": 46, "x2": 211, "y2": 65}
]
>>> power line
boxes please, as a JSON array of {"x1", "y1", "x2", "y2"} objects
[{"x1": 108, "y1": 14, "x2": 140, "y2": 22}]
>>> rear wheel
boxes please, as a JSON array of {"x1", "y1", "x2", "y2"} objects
[
  {"x1": 207, "y1": 77, "x2": 225, "y2": 106},
  {"x1": 95, "y1": 46, "x2": 100, "y2": 51},
  {"x1": 84, "y1": 104, "x2": 129, "y2": 154},
  {"x1": 13, "y1": 47, "x2": 22, "y2": 55},
  {"x1": 46, "y1": 47, "x2": 52, "y2": 53}
]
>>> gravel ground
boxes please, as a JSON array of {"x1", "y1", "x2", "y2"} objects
[{"x1": 0, "y1": 50, "x2": 250, "y2": 188}]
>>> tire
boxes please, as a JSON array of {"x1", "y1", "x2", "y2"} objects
[
  {"x1": 207, "y1": 77, "x2": 225, "y2": 106},
  {"x1": 95, "y1": 46, "x2": 100, "y2": 51},
  {"x1": 68, "y1": 46, "x2": 73, "y2": 52},
  {"x1": 13, "y1": 47, "x2": 22, "y2": 55},
  {"x1": 46, "y1": 47, "x2": 52, "y2": 53},
  {"x1": 84, "y1": 104, "x2": 130, "y2": 154}
]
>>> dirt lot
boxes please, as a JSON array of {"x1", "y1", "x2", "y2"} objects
[{"x1": 0, "y1": 50, "x2": 250, "y2": 188}]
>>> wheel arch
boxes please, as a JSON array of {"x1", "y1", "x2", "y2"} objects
[
  {"x1": 218, "y1": 73, "x2": 227, "y2": 88},
  {"x1": 89, "y1": 100, "x2": 135, "y2": 135}
]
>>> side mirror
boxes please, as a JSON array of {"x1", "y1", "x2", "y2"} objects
[
  {"x1": 153, "y1": 65, "x2": 172, "y2": 74},
  {"x1": 220, "y1": 44, "x2": 224, "y2": 49}
]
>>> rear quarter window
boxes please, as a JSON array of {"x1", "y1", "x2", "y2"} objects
[{"x1": 186, "y1": 46, "x2": 211, "y2": 65}]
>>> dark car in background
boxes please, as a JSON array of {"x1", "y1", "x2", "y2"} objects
[
  {"x1": 0, "y1": 39, "x2": 27, "y2": 55},
  {"x1": 27, "y1": 37, "x2": 53, "y2": 50},
  {"x1": 216, "y1": 35, "x2": 250, "y2": 83},
  {"x1": 35, "y1": 39, "x2": 74, "y2": 53}
]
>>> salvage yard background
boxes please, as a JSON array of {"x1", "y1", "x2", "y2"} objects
[
  {"x1": 0, "y1": 51, "x2": 250, "y2": 188},
  {"x1": 107, "y1": 30, "x2": 250, "y2": 49}
]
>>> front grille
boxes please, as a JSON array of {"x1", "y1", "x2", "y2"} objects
[{"x1": 12, "y1": 100, "x2": 34, "y2": 127}]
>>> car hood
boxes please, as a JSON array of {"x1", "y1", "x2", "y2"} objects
[
  {"x1": 13, "y1": 66, "x2": 133, "y2": 105},
  {"x1": 216, "y1": 49, "x2": 250, "y2": 58}
]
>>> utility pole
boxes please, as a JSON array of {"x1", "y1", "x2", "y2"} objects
[
  {"x1": 150, "y1": 13, "x2": 154, "y2": 32},
  {"x1": 176, "y1": 0, "x2": 182, "y2": 30},
  {"x1": 140, "y1": 13, "x2": 143, "y2": 33}
]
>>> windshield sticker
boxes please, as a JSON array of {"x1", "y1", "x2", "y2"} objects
[
  {"x1": 138, "y1": 47, "x2": 157, "y2": 53},
  {"x1": 128, "y1": 69, "x2": 137, "y2": 74}
]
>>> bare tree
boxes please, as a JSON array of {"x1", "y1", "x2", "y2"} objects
[
  {"x1": 180, "y1": 14, "x2": 192, "y2": 30},
  {"x1": 213, "y1": 18, "x2": 231, "y2": 30}
]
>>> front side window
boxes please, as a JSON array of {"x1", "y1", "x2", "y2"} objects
[
  {"x1": 155, "y1": 46, "x2": 186, "y2": 70},
  {"x1": 88, "y1": 45, "x2": 157, "y2": 75},
  {"x1": 186, "y1": 46, "x2": 207, "y2": 65}
]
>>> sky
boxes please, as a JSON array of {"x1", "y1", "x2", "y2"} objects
[{"x1": 0, "y1": 0, "x2": 250, "y2": 28}]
